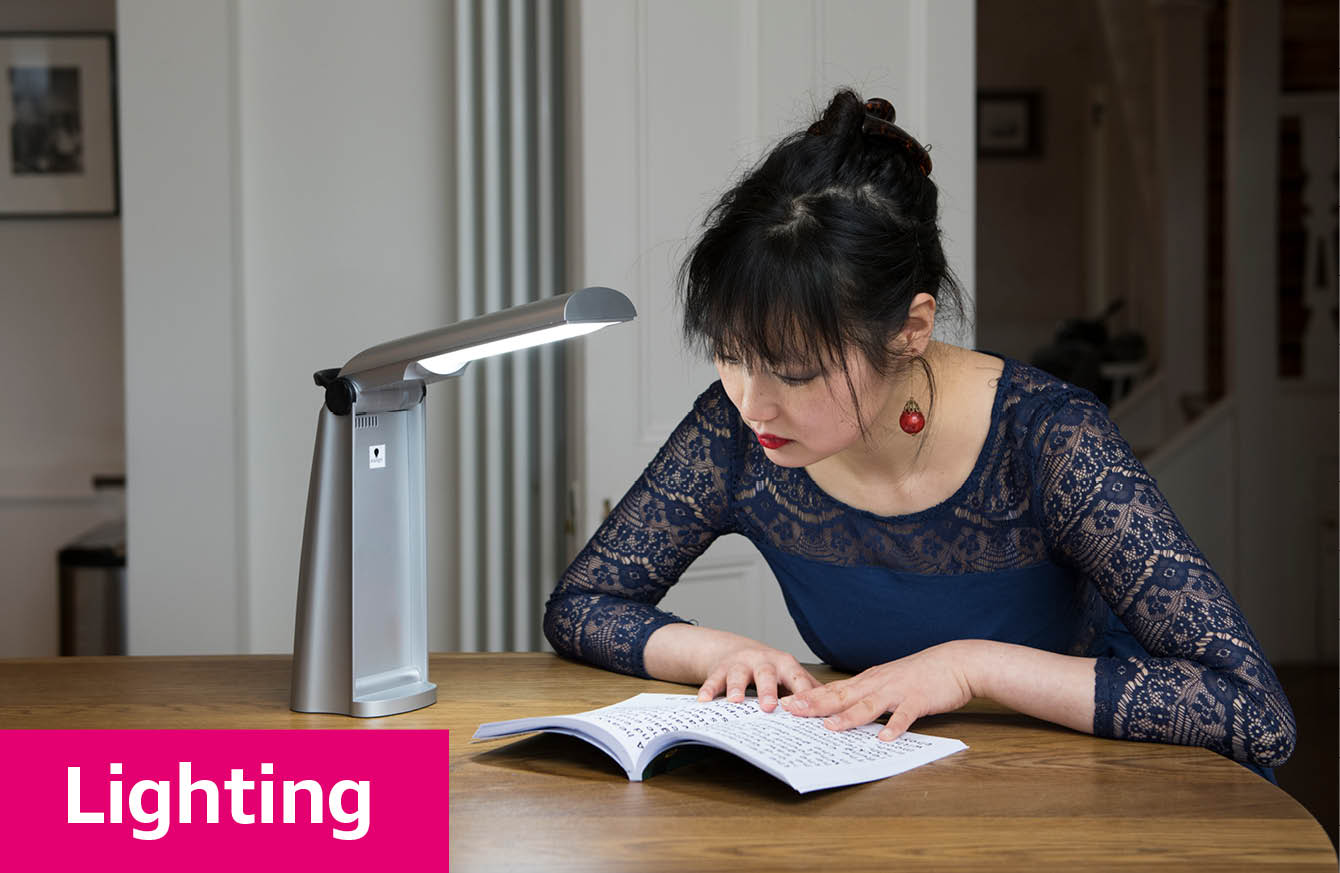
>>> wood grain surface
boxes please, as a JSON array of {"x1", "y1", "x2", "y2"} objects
[{"x1": 0, "y1": 652, "x2": 1332, "y2": 871}]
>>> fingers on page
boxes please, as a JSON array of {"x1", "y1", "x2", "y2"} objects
[
  {"x1": 725, "y1": 664, "x2": 751, "y2": 701},
  {"x1": 800, "y1": 680, "x2": 849, "y2": 715},
  {"x1": 698, "y1": 666, "x2": 727, "y2": 700},
  {"x1": 878, "y1": 703, "x2": 917, "y2": 741},
  {"x1": 754, "y1": 666, "x2": 779, "y2": 707},
  {"x1": 823, "y1": 694, "x2": 878, "y2": 731}
]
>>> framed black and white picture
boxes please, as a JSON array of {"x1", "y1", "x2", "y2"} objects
[
  {"x1": 977, "y1": 91, "x2": 1043, "y2": 158},
  {"x1": 0, "y1": 33, "x2": 118, "y2": 218}
]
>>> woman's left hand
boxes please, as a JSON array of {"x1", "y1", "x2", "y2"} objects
[{"x1": 778, "y1": 641, "x2": 976, "y2": 741}]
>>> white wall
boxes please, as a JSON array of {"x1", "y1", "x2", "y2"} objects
[
  {"x1": 120, "y1": 0, "x2": 244, "y2": 654},
  {"x1": 120, "y1": 0, "x2": 456, "y2": 654},
  {"x1": 0, "y1": 224, "x2": 123, "y2": 492},
  {"x1": 0, "y1": 0, "x2": 124, "y2": 657}
]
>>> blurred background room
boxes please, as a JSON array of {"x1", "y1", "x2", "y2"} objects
[{"x1": 0, "y1": 0, "x2": 1333, "y2": 843}]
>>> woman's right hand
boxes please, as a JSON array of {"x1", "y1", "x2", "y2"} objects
[
  {"x1": 643, "y1": 624, "x2": 820, "y2": 712},
  {"x1": 696, "y1": 646, "x2": 820, "y2": 712}
]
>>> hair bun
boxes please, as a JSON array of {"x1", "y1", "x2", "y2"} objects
[
  {"x1": 806, "y1": 89, "x2": 933, "y2": 176},
  {"x1": 863, "y1": 97, "x2": 895, "y2": 123},
  {"x1": 806, "y1": 88, "x2": 869, "y2": 137}
]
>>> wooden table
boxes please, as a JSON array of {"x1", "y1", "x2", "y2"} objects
[{"x1": 1, "y1": 653, "x2": 1332, "y2": 871}]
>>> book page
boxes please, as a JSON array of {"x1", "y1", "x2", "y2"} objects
[
  {"x1": 582, "y1": 694, "x2": 965, "y2": 791},
  {"x1": 574, "y1": 693, "x2": 760, "y2": 754},
  {"x1": 693, "y1": 706, "x2": 966, "y2": 792},
  {"x1": 472, "y1": 715, "x2": 638, "y2": 771},
  {"x1": 700, "y1": 708, "x2": 940, "y2": 766},
  {"x1": 471, "y1": 694, "x2": 760, "y2": 774}
]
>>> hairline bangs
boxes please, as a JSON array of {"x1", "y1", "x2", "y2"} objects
[{"x1": 695, "y1": 233, "x2": 851, "y2": 375}]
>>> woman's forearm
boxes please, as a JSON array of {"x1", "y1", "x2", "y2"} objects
[
  {"x1": 955, "y1": 639, "x2": 1097, "y2": 735},
  {"x1": 647, "y1": 630, "x2": 1100, "y2": 733},
  {"x1": 643, "y1": 623, "x2": 772, "y2": 685}
]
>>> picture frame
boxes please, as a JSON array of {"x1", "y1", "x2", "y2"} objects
[
  {"x1": 977, "y1": 90, "x2": 1043, "y2": 158},
  {"x1": 0, "y1": 32, "x2": 119, "y2": 218}
]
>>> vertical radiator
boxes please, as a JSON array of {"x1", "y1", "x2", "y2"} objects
[{"x1": 451, "y1": 0, "x2": 566, "y2": 652}]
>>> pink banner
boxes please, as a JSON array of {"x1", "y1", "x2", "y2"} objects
[{"x1": 1, "y1": 730, "x2": 449, "y2": 869}]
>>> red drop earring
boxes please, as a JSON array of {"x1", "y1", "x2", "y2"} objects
[{"x1": 899, "y1": 398, "x2": 925, "y2": 435}]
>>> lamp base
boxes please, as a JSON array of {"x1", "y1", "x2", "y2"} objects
[
  {"x1": 296, "y1": 680, "x2": 436, "y2": 718},
  {"x1": 292, "y1": 681, "x2": 436, "y2": 718},
  {"x1": 352, "y1": 681, "x2": 437, "y2": 718}
]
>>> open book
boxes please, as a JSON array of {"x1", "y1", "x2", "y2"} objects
[{"x1": 472, "y1": 692, "x2": 967, "y2": 793}]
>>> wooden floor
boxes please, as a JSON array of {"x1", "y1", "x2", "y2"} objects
[{"x1": 1272, "y1": 664, "x2": 1337, "y2": 849}]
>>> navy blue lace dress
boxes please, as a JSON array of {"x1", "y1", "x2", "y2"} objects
[{"x1": 543, "y1": 355, "x2": 1296, "y2": 778}]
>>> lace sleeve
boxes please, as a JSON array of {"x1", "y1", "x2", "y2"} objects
[
  {"x1": 1032, "y1": 394, "x2": 1296, "y2": 768},
  {"x1": 542, "y1": 382, "x2": 740, "y2": 678}
]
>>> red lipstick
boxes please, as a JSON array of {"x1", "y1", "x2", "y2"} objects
[{"x1": 756, "y1": 433, "x2": 791, "y2": 450}]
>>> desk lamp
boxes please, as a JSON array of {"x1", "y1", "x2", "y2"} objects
[{"x1": 291, "y1": 286, "x2": 636, "y2": 716}]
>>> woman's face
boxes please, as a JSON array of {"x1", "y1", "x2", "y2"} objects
[{"x1": 714, "y1": 348, "x2": 896, "y2": 467}]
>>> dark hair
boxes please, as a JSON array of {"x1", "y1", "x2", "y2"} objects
[{"x1": 676, "y1": 88, "x2": 964, "y2": 437}]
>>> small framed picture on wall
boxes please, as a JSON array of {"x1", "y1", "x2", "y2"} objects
[
  {"x1": 977, "y1": 90, "x2": 1043, "y2": 158},
  {"x1": 0, "y1": 32, "x2": 118, "y2": 218}
]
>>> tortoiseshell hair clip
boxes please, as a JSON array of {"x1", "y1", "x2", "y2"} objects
[{"x1": 808, "y1": 97, "x2": 933, "y2": 177}]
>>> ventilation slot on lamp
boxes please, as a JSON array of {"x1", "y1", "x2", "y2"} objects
[{"x1": 355, "y1": 415, "x2": 380, "y2": 429}]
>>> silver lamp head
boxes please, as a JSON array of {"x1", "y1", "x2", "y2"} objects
[{"x1": 336, "y1": 286, "x2": 635, "y2": 394}]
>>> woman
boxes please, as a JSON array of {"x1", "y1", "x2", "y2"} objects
[{"x1": 543, "y1": 89, "x2": 1295, "y2": 777}]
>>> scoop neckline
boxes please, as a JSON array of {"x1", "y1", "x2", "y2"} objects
[{"x1": 792, "y1": 352, "x2": 1012, "y2": 524}]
